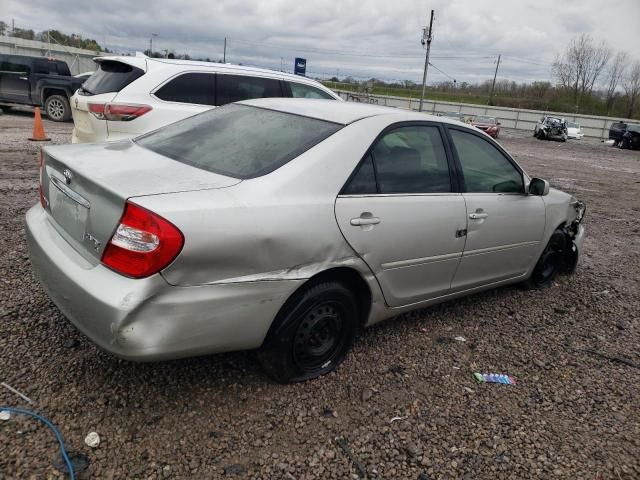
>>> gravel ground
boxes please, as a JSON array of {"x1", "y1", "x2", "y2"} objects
[{"x1": 1, "y1": 110, "x2": 639, "y2": 479}]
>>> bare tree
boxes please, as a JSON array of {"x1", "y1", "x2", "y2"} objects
[
  {"x1": 623, "y1": 61, "x2": 640, "y2": 118},
  {"x1": 605, "y1": 51, "x2": 629, "y2": 113},
  {"x1": 552, "y1": 34, "x2": 611, "y2": 107}
]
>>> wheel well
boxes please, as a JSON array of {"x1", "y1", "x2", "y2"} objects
[
  {"x1": 306, "y1": 267, "x2": 372, "y2": 325},
  {"x1": 553, "y1": 222, "x2": 578, "y2": 274},
  {"x1": 42, "y1": 88, "x2": 68, "y2": 104},
  {"x1": 277, "y1": 267, "x2": 373, "y2": 329}
]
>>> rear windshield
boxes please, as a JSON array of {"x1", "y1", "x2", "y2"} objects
[
  {"x1": 136, "y1": 104, "x2": 343, "y2": 178},
  {"x1": 80, "y1": 60, "x2": 144, "y2": 95}
]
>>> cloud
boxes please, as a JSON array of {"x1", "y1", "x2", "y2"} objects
[{"x1": 3, "y1": 0, "x2": 639, "y2": 84}]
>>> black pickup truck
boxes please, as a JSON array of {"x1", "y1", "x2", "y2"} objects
[{"x1": 0, "y1": 54, "x2": 85, "y2": 121}]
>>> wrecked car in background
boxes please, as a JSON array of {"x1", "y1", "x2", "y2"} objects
[
  {"x1": 566, "y1": 121, "x2": 584, "y2": 139},
  {"x1": 26, "y1": 99, "x2": 586, "y2": 383},
  {"x1": 471, "y1": 115, "x2": 501, "y2": 139},
  {"x1": 619, "y1": 123, "x2": 640, "y2": 150},
  {"x1": 534, "y1": 115, "x2": 568, "y2": 142}
]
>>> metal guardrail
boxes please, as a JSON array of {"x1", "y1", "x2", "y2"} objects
[{"x1": 335, "y1": 89, "x2": 635, "y2": 139}]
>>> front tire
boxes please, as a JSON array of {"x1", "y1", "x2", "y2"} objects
[
  {"x1": 258, "y1": 282, "x2": 359, "y2": 383},
  {"x1": 524, "y1": 229, "x2": 567, "y2": 289},
  {"x1": 44, "y1": 95, "x2": 71, "y2": 122}
]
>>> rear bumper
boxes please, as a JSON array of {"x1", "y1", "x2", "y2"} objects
[
  {"x1": 71, "y1": 127, "x2": 134, "y2": 144},
  {"x1": 25, "y1": 205, "x2": 302, "y2": 360}
]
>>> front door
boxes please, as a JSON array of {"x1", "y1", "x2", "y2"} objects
[
  {"x1": 335, "y1": 124, "x2": 467, "y2": 307},
  {"x1": 447, "y1": 127, "x2": 546, "y2": 291}
]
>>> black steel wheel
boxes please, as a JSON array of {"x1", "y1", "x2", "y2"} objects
[
  {"x1": 524, "y1": 229, "x2": 567, "y2": 289},
  {"x1": 258, "y1": 282, "x2": 359, "y2": 383}
]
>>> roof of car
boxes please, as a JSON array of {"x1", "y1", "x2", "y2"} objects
[
  {"x1": 239, "y1": 98, "x2": 466, "y2": 126},
  {"x1": 95, "y1": 55, "x2": 328, "y2": 87}
]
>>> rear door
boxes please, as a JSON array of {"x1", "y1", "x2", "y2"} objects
[
  {"x1": 0, "y1": 56, "x2": 31, "y2": 103},
  {"x1": 215, "y1": 74, "x2": 283, "y2": 105},
  {"x1": 447, "y1": 127, "x2": 545, "y2": 291},
  {"x1": 131, "y1": 71, "x2": 215, "y2": 135},
  {"x1": 335, "y1": 123, "x2": 467, "y2": 307}
]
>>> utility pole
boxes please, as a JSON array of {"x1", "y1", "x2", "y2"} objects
[
  {"x1": 418, "y1": 10, "x2": 435, "y2": 112},
  {"x1": 223, "y1": 37, "x2": 227, "y2": 63},
  {"x1": 488, "y1": 54, "x2": 501, "y2": 105}
]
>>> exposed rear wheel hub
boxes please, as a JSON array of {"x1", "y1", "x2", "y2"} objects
[{"x1": 293, "y1": 302, "x2": 345, "y2": 371}]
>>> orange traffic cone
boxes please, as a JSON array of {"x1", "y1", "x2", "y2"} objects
[{"x1": 29, "y1": 107, "x2": 51, "y2": 142}]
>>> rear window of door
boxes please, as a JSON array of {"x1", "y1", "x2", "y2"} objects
[
  {"x1": 155, "y1": 72, "x2": 215, "y2": 105},
  {"x1": 34, "y1": 60, "x2": 59, "y2": 74},
  {"x1": 288, "y1": 82, "x2": 335, "y2": 99},
  {"x1": 342, "y1": 125, "x2": 452, "y2": 194},
  {"x1": 216, "y1": 75, "x2": 282, "y2": 106},
  {"x1": 81, "y1": 60, "x2": 144, "y2": 95},
  {"x1": 449, "y1": 129, "x2": 523, "y2": 193}
]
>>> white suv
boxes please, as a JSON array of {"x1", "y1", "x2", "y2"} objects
[{"x1": 71, "y1": 55, "x2": 341, "y2": 143}]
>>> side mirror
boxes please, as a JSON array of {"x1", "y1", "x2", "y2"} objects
[
  {"x1": 497, "y1": 122, "x2": 501, "y2": 126},
  {"x1": 529, "y1": 178, "x2": 550, "y2": 196}
]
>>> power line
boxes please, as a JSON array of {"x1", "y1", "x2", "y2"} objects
[{"x1": 428, "y1": 62, "x2": 455, "y2": 82}]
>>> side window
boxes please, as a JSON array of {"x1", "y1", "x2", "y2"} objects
[
  {"x1": 288, "y1": 82, "x2": 334, "y2": 99},
  {"x1": 155, "y1": 73, "x2": 215, "y2": 105},
  {"x1": 57, "y1": 62, "x2": 71, "y2": 76},
  {"x1": 372, "y1": 126, "x2": 451, "y2": 194},
  {"x1": 449, "y1": 129, "x2": 523, "y2": 194},
  {"x1": 34, "y1": 60, "x2": 58, "y2": 74},
  {"x1": 3, "y1": 58, "x2": 30, "y2": 73},
  {"x1": 216, "y1": 75, "x2": 282, "y2": 106},
  {"x1": 343, "y1": 154, "x2": 376, "y2": 194}
]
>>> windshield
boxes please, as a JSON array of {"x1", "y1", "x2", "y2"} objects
[
  {"x1": 136, "y1": 104, "x2": 343, "y2": 179},
  {"x1": 474, "y1": 116, "x2": 495, "y2": 124},
  {"x1": 627, "y1": 124, "x2": 640, "y2": 133}
]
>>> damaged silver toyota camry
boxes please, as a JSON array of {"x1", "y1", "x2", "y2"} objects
[{"x1": 26, "y1": 99, "x2": 586, "y2": 382}]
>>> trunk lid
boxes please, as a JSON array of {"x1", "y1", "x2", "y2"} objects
[{"x1": 41, "y1": 141, "x2": 240, "y2": 262}]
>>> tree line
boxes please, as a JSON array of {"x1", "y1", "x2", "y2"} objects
[
  {"x1": 334, "y1": 34, "x2": 640, "y2": 120},
  {"x1": 0, "y1": 21, "x2": 108, "y2": 52}
]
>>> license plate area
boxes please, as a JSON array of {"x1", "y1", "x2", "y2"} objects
[{"x1": 49, "y1": 177, "x2": 90, "y2": 242}]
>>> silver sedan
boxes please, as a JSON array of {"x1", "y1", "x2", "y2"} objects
[{"x1": 26, "y1": 99, "x2": 586, "y2": 382}]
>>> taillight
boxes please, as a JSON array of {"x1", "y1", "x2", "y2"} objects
[
  {"x1": 88, "y1": 102, "x2": 106, "y2": 119},
  {"x1": 88, "y1": 102, "x2": 151, "y2": 121},
  {"x1": 38, "y1": 149, "x2": 47, "y2": 208},
  {"x1": 101, "y1": 202, "x2": 184, "y2": 279},
  {"x1": 104, "y1": 103, "x2": 152, "y2": 121}
]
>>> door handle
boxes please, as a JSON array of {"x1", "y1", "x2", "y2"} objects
[
  {"x1": 350, "y1": 216, "x2": 381, "y2": 226},
  {"x1": 19, "y1": 76, "x2": 28, "y2": 80},
  {"x1": 469, "y1": 212, "x2": 489, "y2": 220}
]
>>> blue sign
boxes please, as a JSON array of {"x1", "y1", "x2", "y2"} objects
[{"x1": 294, "y1": 57, "x2": 307, "y2": 76}]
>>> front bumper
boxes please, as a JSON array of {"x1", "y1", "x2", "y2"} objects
[{"x1": 25, "y1": 205, "x2": 302, "y2": 360}]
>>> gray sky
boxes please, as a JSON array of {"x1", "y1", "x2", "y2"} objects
[{"x1": 4, "y1": 0, "x2": 639, "y2": 85}]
